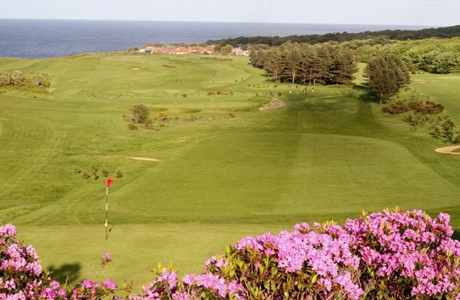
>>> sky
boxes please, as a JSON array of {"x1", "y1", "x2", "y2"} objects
[{"x1": 0, "y1": 0, "x2": 459, "y2": 27}]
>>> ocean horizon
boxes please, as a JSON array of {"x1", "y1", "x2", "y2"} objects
[{"x1": 0, "y1": 19, "x2": 429, "y2": 59}]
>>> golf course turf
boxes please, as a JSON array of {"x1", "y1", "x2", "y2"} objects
[{"x1": 0, "y1": 53, "x2": 459, "y2": 285}]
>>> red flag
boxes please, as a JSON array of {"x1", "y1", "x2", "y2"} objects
[{"x1": 105, "y1": 178, "x2": 114, "y2": 188}]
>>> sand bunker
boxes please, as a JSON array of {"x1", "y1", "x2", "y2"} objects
[
  {"x1": 412, "y1": 79, "x2": 428, "y2": 84},
  {"x1": 435, "y1": 146, "x2": 460, "y2": 155},
  {"x1": 129, "y1": 157, "x2": 161, "y2": 162},
  {"x1": 259, "y1": 99, "x2": 286, "y2": 111}
]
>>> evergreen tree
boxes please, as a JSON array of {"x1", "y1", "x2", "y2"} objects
[{"x1": 365, "y1": 54, "x2": 410, "y2": 105}]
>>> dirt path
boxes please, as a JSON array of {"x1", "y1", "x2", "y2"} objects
[
  {"x1": 259, "y1": 99, "x2": 286, "y2": 111},
  {"x1": 435, "y1": 146, "x2": 460, "y2": 155},
  {"x1": 128, "y1": 157, "x2": 161, "y2": 162}
]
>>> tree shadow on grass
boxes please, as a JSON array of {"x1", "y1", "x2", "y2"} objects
[
  {"x1": 48, "y1": 263, "x2": 82, "y2": 286},
  {"x1": 353, "y1": 85, "x2": 379, "y2": 104}
]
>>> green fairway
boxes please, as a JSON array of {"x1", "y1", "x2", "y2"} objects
[{"x1": 1, "y1": 53, "x2": 460, "y2": 286}]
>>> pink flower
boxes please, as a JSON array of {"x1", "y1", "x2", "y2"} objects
[
  {"x1": 182, "y1": 274, "x2": 196, "y2": 285},
  {"x1": 103, "y1": 279, "x2": 117, "y2": 291},
  {"x1": 0, "y1": 224, "x2": 17, "y2": 237},
  {"x1": 101, "y1": 252, "x2": 112, "y2": 265}
]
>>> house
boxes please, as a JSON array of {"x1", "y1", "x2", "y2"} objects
[
  {"x1": 171, "y1": 47, "x2": 192, "y2": 55},
  {"x1": 231, "y1": 47, "x2": 250, "y2": 56}
]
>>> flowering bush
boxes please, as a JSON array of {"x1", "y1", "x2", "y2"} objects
[
  {"x1": 0, "y1": 225, "x2": 118, "y2": 299},
  {"x1": 1, "y1": 208, "x2": 459, "y2": 299},
  {"x1": 204, "y1": 208, "x2": 460, "y2": 299},
  {"x1": 131, "y1": 208, "x2": 459, "y2": 300}
]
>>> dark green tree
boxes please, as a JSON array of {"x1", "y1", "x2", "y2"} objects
[
  {"x1": 365, "y1": 54, "x2": 410, "y2": 105},
  {"x1": 329, "y1": 47, "x2": 358, "y2": 84},
  {"x1": 219, "y1": 45, "x2": 233, "y2": 56}
]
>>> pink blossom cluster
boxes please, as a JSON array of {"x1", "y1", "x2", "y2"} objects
[
  {"x1": 0, "y1": 223, "x2": 59, "y2": 299},
  {"x1": 70, "y1": 279, "x2": 118, "y2": 299},
  {"x1": 131, "y1": 268, "x2": 243, "y2": 300},
  {"x1": 130, "y1": 209, "x2": 459, "y2": 299},
  {"x1": 208, "y1": 209, "x2": 460, "y2": 299},
  {"x1": 345, "y1": 210, "x2": 460, "y2": 298},
  {"x1": 230, "y1": 223, "x2": 365, "y2": 299},
  {"x1": 0, "y1": 224, "x2": 118, "y2": 300}
]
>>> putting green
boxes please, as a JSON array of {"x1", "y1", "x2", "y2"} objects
[{"x1": 17, "y1": 223, "x2": 289, "y2": 286}]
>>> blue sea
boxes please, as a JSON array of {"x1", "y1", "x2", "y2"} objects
[{"x1": 0, "y1": 19, "x2": 427, "y2": 59}]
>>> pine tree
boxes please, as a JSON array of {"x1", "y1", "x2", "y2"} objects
[{"x1": 365, "y1": 54, "x2": 410, "y2": 105}]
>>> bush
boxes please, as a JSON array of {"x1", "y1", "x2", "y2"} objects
[
  {"x1": 403, "y1": 113, "x2": 430, "y2": 129},
  {"x1": 115, "y1": 167, "x2": 123, "y2": 178},
  {"x1": 158, "y1": 112, "x2": 169, "y2": 122},
  {"x1": 128, "y1": 123, "x2": 138, "y2": 130},
  {"x1": 0, "y1": 224, "x2": 117, "y2": 299},
  {"x1": 130, "y1": 104, "x2": 150, "y2": 124},
  {"x1": 134, "y1": 209, "x2": 460, "y2": 299},
  {"x1": 0, "y1": 72, "x2": 11, "y2": 86},
  {"x1": 382, "y1": 92, "x2": 444, "y2": 115},
  {"x1": 216, "y1": 91, "x2": 233, "y2": 96},
  {"x1": 184, "y1": 115, "x2": 198, "y2": 121},
  {"x1": 10, "y1": 70, "x2": 25, "y2": 86},
  {"x1": 382, "y1": 100, "x2": 411, "y2": 114},
  {"x1": 430, "y1": 115, "x2": 460, "y2": 144}
]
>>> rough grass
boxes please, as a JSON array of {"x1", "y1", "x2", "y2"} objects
[{"x1": 1, "y1": 54, "x2": 460, "y2": 286}]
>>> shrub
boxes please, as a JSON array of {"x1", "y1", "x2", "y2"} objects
[
  {"x1": 184, "y1": 115, "x2": 198, "y2": 121},
  {"x1": 115, "y1": 167, "x2": 123, "y2": 178},
  {"x1": 128, "y1": 123, "x2": 138, "y2": 130},
  {"x1": 82, "y1": 171, "x2": 90, "y2": 179},
  {"x1": 382, "y1": 92, "x2": 444, "y2": 116},
  {"x1": 129, "y1": 209, "x2": 460, "y2": 300},
  {"x1": 216, "y1": 91, "x2": 233, "y2": 96},
  {"x1": 158, "y1": 112, "x2": 169, "y2": 122},
  {"x1": 130, "y1": 104, "x2": 150, "y2": 124},
  {"x1": 0, "y1": 72, "x2": 11, "y2": 86},
  {"x1": 382, "y1": 100, "x2": 411, "y2": 114},
  {"x1": 403, "y1": 113, "x2": 430, "y2": 129},
  {"x1": 10, "y1": 70, "x2": 25, "y2": 86},
  {"x1": 144, "y1": 123, "x2": 155, "y2": 130},
  {"x1": 0, "y1": 224, "x2": 117, "y2": 299}
]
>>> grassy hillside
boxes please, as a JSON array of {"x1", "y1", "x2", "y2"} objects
[{"x1": 1, "y1": 53, "x2": 459, "y2": 286}]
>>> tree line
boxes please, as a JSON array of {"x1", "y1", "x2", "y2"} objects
[
  {"x1": 207, "y1": 25, "x2": 460, "y2": 48},
  {"x1": 248, "y1": 38, "x2": 460, "y2": 75},
  {"x1": 249, "y1": 41, "x2": 411, "y2": 105},
  {"x1": 351, "y1": 38, "x2": 460, "y2": 74},
  {"x1": 249, "y1": 42, "x2": 357, "y2": 85}
]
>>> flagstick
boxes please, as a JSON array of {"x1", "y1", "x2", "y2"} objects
[{"x1": 105, "y1": 186, "x2": 109, "y2": 240}]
